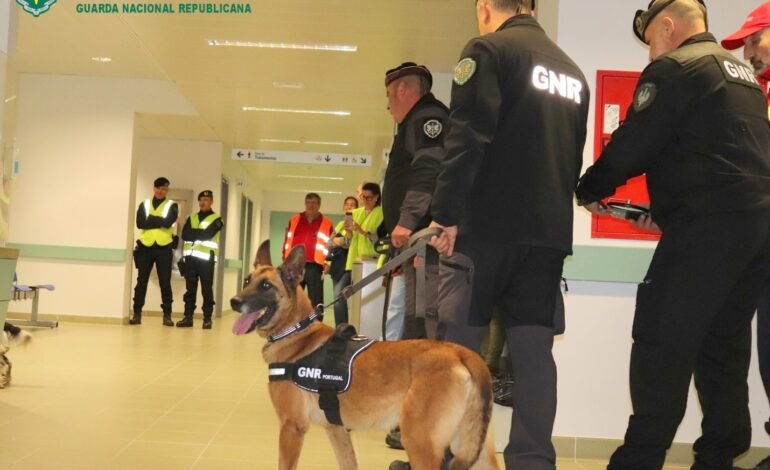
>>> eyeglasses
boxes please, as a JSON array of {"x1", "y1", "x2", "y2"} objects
[
  {"x1": 633, "y1": 0, "x2": 707, "y2": 45},
  {"x1": 361, "y1": 194, "x2": 377, "y2": 201}
]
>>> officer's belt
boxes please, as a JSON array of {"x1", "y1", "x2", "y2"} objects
[{"x1": 268, "y1": 324, "x2": 375, "y2": 426}]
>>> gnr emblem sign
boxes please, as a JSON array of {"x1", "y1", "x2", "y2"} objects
[{"x1": 16, "y1": 0, "x2": 57, "y2": 17}]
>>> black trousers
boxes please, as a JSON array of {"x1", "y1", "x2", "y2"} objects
[
  {"x1": 608, "y1": 211, "x2": 770, "y2": 470},
  {"x1": 132, "y1": 245, "x2": 173, "y2": 314},
  {"x1": 183, "y1": 257, "x2": 216, "y2": 319},
  {"x1": 753, "y1": 280, "x2": 770, "y2": 435},
  {"x1": 302, "y1": 262, "x2": 324, "y2": 308}
]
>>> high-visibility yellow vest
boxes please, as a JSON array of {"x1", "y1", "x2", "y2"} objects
[
  {"x1": 183, "y1": 212, "x2": 221, "y2": 262},
  {"x1": 283, "y1": 214, "x2": 333, "y2": 264},
  {"x1": 138, "y1": 199, "x2": 176, "y2": 247}
]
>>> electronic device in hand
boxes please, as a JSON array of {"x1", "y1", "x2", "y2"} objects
[{"x1": 606, "y1": 200, "x2": 650, "y2": 221}]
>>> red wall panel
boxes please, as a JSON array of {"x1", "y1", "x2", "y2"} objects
[{"x1": 592, "y1": 71, "x2": 661, "y2": 241}]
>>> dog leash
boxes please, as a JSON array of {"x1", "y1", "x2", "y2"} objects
[{"x1": 314, "y1": 227, "x2": 442, "y2": 321}]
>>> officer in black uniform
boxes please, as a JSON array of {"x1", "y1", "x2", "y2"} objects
[
  {"x1": 131, "y1": 177, "x2": 179, "y2": 326},
  {"x1": 575, "y1": 1, "x2": 770, "y2": 468},
  {"x1": 177, "y1": 190, "x2": 224, "y2": 330},
  {"x1": 382, "y1": 62, "x2": 448, "y2": 341},
  {"x1": 428, "y1": 0, "x2": 589, "y2": 468}
]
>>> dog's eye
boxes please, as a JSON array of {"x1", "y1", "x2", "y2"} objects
[{"x1": 259, "y1": 281, "x2": 272, "y2": 291}]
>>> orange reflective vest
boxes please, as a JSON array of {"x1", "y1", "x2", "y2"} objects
[{"x1": 283, "y1": 214, "x2": 333, "y2": 265}]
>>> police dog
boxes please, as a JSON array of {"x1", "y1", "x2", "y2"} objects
[{"x1": 231, "y1": 241, "x2": 498, "y2": 470}]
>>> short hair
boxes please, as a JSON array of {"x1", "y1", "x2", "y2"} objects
[
  {"x1": 663, "y1": 0, "x2": 707, "y2": 29},
  {"x1": 361, "y1": 182, "x2": 382, "y2": 206},
  {"x1": 305, "y1": 192, "x2": 321, "y2": 203},
  {"x1": 481, "y1": 0, "x2": 534, "y2": 13},
  {"x1": 399, "y1": 75, "x2": 431, "y2": 97},
  {"x1": 344, "y1": 196, "x2": 359, "y2": 208}
]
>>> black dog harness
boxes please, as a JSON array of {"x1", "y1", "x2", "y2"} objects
[{"x1": 268, "y1": 322, "x2": 375, "y2": 426}]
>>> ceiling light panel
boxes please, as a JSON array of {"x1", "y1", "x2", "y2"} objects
[{"x1": 207, "y1": 40, "x2": 357, "y2": 52}]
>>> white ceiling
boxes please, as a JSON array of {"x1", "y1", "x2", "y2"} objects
[{"x1": 13, "y1": 1, "x2": 478, "y2": 194}]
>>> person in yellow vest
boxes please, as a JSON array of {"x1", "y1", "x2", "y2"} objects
[
  {"x1": 282, "y1": 193, "x2": 334, "y2": 309},
  {"x1": 130, "y1": 177, "x2": 179, "y2": 326},
  {"x1": 176, "y1": 190, "x2": 224, "y2": 330}
]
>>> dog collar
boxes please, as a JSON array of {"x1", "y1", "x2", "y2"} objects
[{"x1": 267, "y1": 310, "x2": 321, "y2": 343}]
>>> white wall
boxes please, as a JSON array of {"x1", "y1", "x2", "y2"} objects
[
  {"x1": 551, "y1": 0, "x2": 770, "y2": 448},
  {"x1": 9, "y1": 74, "x2": 196, "y2": 318},
  {"x1": 0, "y1": 0, "x2": 11, "y2": 55}
]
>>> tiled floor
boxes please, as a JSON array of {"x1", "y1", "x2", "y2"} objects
[{"x1": 0, "y1": 317, "x2": 688, "y2": 469}]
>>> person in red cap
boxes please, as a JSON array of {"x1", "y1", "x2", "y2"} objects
[
  {"x1": 724, "y1": 5, "x2": 770, "y2": 470},
  {"x1": 723, "y1": 2, "x2": 770, "y2": 85}
]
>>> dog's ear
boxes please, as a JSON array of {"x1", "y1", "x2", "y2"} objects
[
  {"x1": 280, "y1": 245, "x2": 306, "y2": 286},
  {"x1": 254, "y1": 240, "x2": 272, "y2": 268}
]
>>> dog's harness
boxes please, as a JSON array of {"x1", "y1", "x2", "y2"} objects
[{"x1": 268, "y1": 318, "x2": 375, "y2": 426}]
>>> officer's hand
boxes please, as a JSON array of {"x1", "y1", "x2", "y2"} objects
[
  {"x1": 429, "y1": 222, "x2": 457, "y2": 257},
  {"x1": 630, "y1": 214, "x2": 661, "y2": 233},
  {"x1": 323, "y1": 263, "x2": 331, "y2": 274},
  {"x1": 391, "y1": 225, "x2": 412, "y2": 248},
  {"x1": 582, "y1": 201, "x2": 610, "y2": 215}
]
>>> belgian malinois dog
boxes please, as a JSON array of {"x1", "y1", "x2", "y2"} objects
[{"x1": 230, "y1": 241, "x2": 499, "y2": 470}]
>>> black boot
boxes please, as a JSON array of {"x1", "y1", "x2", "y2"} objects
[
  {"x1": 202, "y1": 316, "x2": 212, "y2": 330},
  {"x1": 162, "y1": 314, "x2": 174, "y2": 327},
  {"x1": 385, "y1": 427, "x2": 404, "y2": 450},
  {"x1": 129, "y1": 312, "x2": 141, "y2": 325},
  {"x1": 176, "y1": 316, "x2": 193, "y2": 328}
]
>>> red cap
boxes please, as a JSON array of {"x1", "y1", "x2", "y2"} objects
[{"x1": 722, "y1": 2, "x2": 770, "y2": 50}]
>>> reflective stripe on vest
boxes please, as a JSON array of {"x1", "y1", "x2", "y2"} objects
[
  {"x1": 283, "y1": 214, "x2": 333, "y2": 264},
  {"x1": 183, "y1": 212, "x2": 220, "y2": 262},
  {"x1": 138, "y1": 198, "x2": 176, "y2": 247}
]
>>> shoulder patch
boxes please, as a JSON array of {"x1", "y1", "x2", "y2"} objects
[
  {"x1": 633, "y1": 83, "x2": 657, "y2": 112},
  {"x1": 713, "y1": 56, "x2": 761, "y2": 90},
  {"x1": 454, "y1": 58, "x2": 477, "y2": 86},
  {"x1": 423, "y1": 119, "x2": 443, "y2": 139}
]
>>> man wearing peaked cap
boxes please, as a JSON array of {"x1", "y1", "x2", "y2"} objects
[
  {"x1": 722, "y1": 2, "x2": 770, "y2": 80},
  {"x1": 381, "y1": 60, "x2": 448, "y2": 465},
  {"x1": 177, "y1": 190, "x2": 224, "y2": 330},
  {"x1": 577, "y1": 1, "x2": 770, "y2": 468},
  {"x1": 724, "y1": 4, "x2": 770, "y2": 470},
  {"x1": 381, "y1": 59, "x2": 448, "y2": 341},
  {"x1": 131, "y1": 177, "x2": 179, "y2": 326}
]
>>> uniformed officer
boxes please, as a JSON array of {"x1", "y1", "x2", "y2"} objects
[
  {"x1": 131, "y1": 177, "x2": 179, "y2": 326},
  {"x1": 427, "y1": 0, "x2": 589, "y2": 468},
  {"x1": 575, "y1": 1, "x2": 770, "y2": 468},
  {"x1": 382, "y1": 62, "x2": 448, "y2": 342},
  {"x1": 722, "y1": 7, "x2": 770, "y2": 469},
  {"x1": 176, "y1": 190, "x2": 223, "y2": 330}
]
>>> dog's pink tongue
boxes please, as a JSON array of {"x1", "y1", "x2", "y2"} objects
[{"x1": 232, "y1": 311, "x2": 262, "y2": 336}]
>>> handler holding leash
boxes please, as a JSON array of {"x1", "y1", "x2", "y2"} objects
[{"x1": 429, "y1": 0, "x2": 588, "y2": 468}]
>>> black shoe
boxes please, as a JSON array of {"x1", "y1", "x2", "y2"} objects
[
  {"x1": 162, "y1": 316, "x2": 174, "y2": 327},
  {"x1": 128, "y1": 314, "x2": 141, "y2": 325},
  {"x1": 202, "y1": 320, "x2": 212, "y2": 330},
  {"x1": 385, "y1": 428, "x2": 404, "y2": 450},
  {"x1": 176, "y1": 317, "x2": 193, "y2": 328},
  {"x1": 493, "y1": 373, "x2": 514, "y2": 408},
  {"x1": 389, "y1": 461, "x2": 410, "y2": 470}
]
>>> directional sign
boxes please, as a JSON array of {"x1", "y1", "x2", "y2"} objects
[{"x1": 232, "y1": 149, "x2": 372, "y2": 167}]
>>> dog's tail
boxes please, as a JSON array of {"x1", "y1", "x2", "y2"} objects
[{"x1": 449, "y1": 348, "x2": 496, "y2": 470}]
